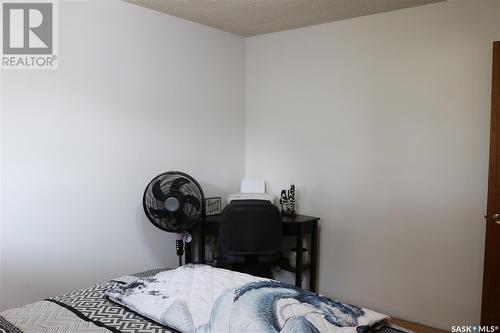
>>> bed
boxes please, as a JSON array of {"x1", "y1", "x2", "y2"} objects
[{"x1": 0, "y1": 265, "x2": 410, "y2": 333}]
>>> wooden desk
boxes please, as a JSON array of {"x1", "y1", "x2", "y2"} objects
[{"x1": 194, "y1": 214, "x2": 320, "y2": 292}]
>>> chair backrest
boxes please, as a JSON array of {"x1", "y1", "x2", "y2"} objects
[{"x1": 219, "y1": 200, "x2": 282, "y2": 264}]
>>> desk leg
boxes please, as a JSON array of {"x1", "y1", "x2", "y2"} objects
[
  {"x1": 199, "y1": 224, "x2": 206, "y2": 264},
  {"x1": 310, "y1": 220, "x2": 318, "y2": 292},
  {"x1": 185, "y1": 242, "x2": 192, "y2": 264},
  {"x1": 295, "y1": 225, "x2": 303, "y2": 288}
]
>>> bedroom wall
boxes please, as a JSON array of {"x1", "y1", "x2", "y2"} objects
[
  {"x1": 498, "y1": 1, "x2": 500, "y2": 40},
  {"x1": 0, "y1": 73, "x2": 3, "y2": 305},
  {"x1": 245, "y1": 0, "x2": 499, "y2": 330},
  {"x1": 0, "y1": 0, "x2": 245, "y2": 309}
]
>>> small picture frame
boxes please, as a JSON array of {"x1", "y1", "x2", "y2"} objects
[{"x1": 205, "y1": 197, "x2": 222, "y2": 216}]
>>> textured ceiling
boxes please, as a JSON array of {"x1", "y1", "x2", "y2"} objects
[{"x1": 125, "y1": 0, "x2": 444, "y2": 37}]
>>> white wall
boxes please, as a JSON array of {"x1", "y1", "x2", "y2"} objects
[
  {"x1": 498, "y1": 0, "x2": 500, "y2": 40},
  {"x1": 0, "y1": 68, "x2": 3, "y2": 306},
  {"x1": 245, "y1": 0, "x2": 499, "y2": 329},
  {"x1": 0, "y1": 0, "x2": 245, "y2": 310}
]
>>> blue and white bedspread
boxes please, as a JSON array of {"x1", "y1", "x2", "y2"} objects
[{"x1": 106, "y1": 264, "x2": 388, "y2": 333}]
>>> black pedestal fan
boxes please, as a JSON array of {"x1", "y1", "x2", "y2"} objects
[{"x1": 143, "y1": 171, "x2": 205, "y2": 266}]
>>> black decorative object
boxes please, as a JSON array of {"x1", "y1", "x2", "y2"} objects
[
  {"x1": 289, "y1": 184, "x2": 296, "y2": 214},
  {"x1": 279, "y1": 184, "x2": 296, "y2": 217},
  {"x1": 143, "y1": 171, "x2": 205, "y2": 265},
  {"x1": 279, "y1": 190, "x2": 288, "y2": 212}
]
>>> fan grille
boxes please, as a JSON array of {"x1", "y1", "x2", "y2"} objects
[{"x1": 143, "y1": 171, "x2": 204, "y2": 232}]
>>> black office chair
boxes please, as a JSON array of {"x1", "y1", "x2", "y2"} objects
[{"x1": 218, "y1": 199, "x2": 282, "y2": 278}]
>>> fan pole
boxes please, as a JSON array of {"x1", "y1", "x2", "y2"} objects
[{"x1": 175, "y1": 233, "x2": 184, "y2": 266}]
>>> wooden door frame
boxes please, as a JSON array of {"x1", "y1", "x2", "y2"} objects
[{"x1": 481, "y1": 41, "x2": 500, "y2": 325}]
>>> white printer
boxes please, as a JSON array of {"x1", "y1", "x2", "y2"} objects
[{"x1": 227, "y1": 180, "x2": 276, "y2": 204}]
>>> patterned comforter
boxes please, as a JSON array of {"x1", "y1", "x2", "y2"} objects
[
  {"x1": 0, "y1": 268, "x2": 176, "y2": 333},
  {"x1": 106, "y1": 265, "x2": 388, "y2": 333},
  {"x1": 0, "y1": 267, "x2": 407, "y2": 333}
]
